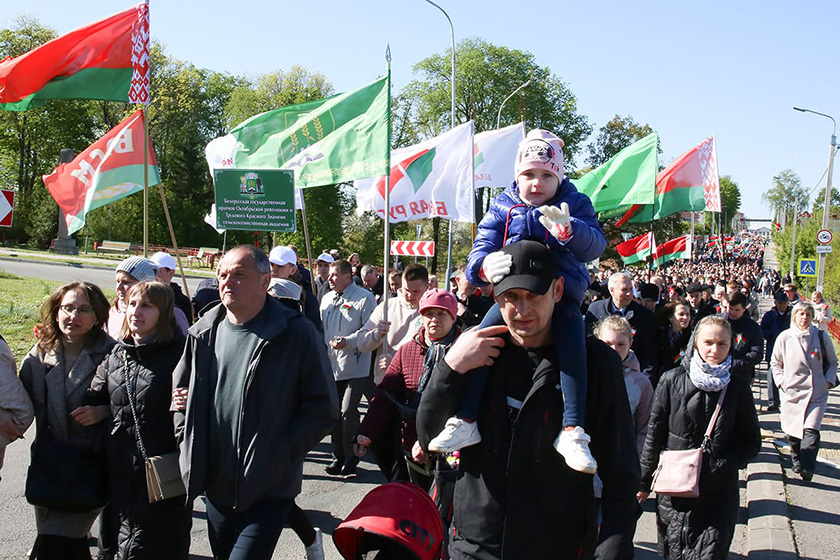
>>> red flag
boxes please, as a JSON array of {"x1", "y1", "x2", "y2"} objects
[
  {"x1": 0, "y1": 3, "x2": 149, "y2": 110},
  {"x1": 615, "y1": 135, "x2": 720, "y2": 225},
  {"x1": 43, "y1": 109, "x2": 160, "y2": 234},
  {"x1": 654, "y1": 235, "x2": 691, "y2": 267},
  {"x1": 616, "y1": 231, "x2": 656, "y2": 265}
]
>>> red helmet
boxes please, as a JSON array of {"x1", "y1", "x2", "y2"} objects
[{"x1": 333, "y1": 482, "x2": 444, "y2": 560}]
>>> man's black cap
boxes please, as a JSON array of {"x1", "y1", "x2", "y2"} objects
[
  {"x1": 686, "y1": 282, "x2": 703, "y2": 294},
  {"x1": 774, "y1": 291, "x2": 790, "y2": 303},
  {"x1": 639, "y1": 283, "x2": 659, "y2": 301},
  {"x1": 494, "y1": 240, "x2": 557, "y2": 295}
]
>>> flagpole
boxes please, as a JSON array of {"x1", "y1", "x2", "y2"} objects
[
  {"x1": 382, "y1": 47, "x2": 392, "y2": 358},
  {"x1": 299, "y1": 190, "x2": 316, "y2": 295},
  {"x1": 690, "y1": 212, "x2": 695, "y2": 262},
  {"x1": 143, "y1": 109, "x2": 149, "y2": 257},
  {"x1": 157, "y1": 179, "x2": 193, "y2": 320}
]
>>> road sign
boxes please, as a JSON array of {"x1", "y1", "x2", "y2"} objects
[
  {"x1": 817, "y1": 229, "x2": 833, "y2": 244},
  {"x1": 816, "y1": 245, "x2": 833, "y2": 254},
  {"x1": 798, "y1": 258, "x2": 818, "y2": 277},
  {"x1": 213, "y1": 169, "x2": 296, "y2": 232},
  {"x1": 390, "y1": 240, "x2": 435, "y2": 257},
  {"x1": 0, "y1": 189, "x2": 13, "y2": 227}
]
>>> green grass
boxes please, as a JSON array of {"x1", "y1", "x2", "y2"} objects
[{"x1": 0, "y1": 275, "x2": 116, "y2": 363}]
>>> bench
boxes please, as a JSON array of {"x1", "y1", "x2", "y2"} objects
[
  {"x1": 186, "y1": 247, "x2": 221, "y2": 269},
  {"x1": 96, "y1": 240, "x2": 132, "y2": 255}
]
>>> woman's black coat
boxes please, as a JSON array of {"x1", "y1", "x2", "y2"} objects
[
  {"x1": 639, "y1": 351, "x2": 760, "y2": 560},
  {"x1": 88, "y1": 335, "x2": 186, "y2": 512}
]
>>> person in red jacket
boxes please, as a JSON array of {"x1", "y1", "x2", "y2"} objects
[{"x1": 352, "y1": 289, "x2": 459, "y2": 490}]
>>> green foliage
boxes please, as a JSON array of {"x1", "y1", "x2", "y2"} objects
[
  {"x1": 273, "y1": 184, "x2": 354, "y2": 260},
  {"x1": 811, "y1": 187, "x2": 840, "y2": 215},
  {"x1": 703, "y1": 175, "x2": 742, "y2": 233},
  {"x1": 586, "y1": 115, "x2": 657, "y2": 168},
  {"x1": 401, "y1": 37, "x2": 591, "y2": 166},
  {"x1": 762, "y1": 169, "x2": 809, "y2": 227},
  {"x1": 224, "y1": 66, "x2": 334, "y2": 129},
  {"x1": 772, "y1": 211, "x2": 821, "y2": 281}
]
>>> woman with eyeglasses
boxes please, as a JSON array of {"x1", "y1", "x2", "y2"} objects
[{"x1": 18, "y1": 282, "x2": 115, "y2": 559}]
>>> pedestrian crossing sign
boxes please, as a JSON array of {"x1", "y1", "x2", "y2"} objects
[{"x1": 798, "y1": 258, "x2": 818, "y2": 277}]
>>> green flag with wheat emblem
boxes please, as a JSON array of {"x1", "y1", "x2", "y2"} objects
[{"x1": 205, "y1": 75, "x2": 389, "y2": 188}]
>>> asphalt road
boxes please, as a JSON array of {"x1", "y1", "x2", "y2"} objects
[
  {"x1": 0, "y1": 428, "x2": 385, "y2": 559},
  {"x1": 0, "y1": 257, "x2": 205, "y2": 296}
]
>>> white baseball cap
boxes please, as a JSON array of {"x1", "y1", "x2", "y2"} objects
[
  {"x1": 268, "y1": 246, "x2": 297, "y2": 266},
  {"x1": 150, "y1": 251, "x2": 177, "y2": 270},
  {"x1": 315, "y1": 252, "x2": 335, "y2": 264}
]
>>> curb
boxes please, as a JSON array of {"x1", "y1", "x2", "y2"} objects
[{"x1": 746, "y1": 439, "x2": 797, "y2": 558}]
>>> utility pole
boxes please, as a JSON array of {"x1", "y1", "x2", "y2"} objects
[{"x1": 793, "y1": 107, "x2": 836, "y2": 292}]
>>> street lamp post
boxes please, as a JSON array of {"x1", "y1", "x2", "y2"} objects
[
  {"x1": 790, "y1": 194, "x2": 799, "y2": 280},
  {"x1": 423, "y1": 0, "x2": 457, "y2": 290},
  {"x1": 496, "y1": 79, "x2": 531, "y2": 129},
  {"x1": 793, "y1": 106, "x2": 837, "y2": 292}
]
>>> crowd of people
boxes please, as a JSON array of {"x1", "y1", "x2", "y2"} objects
[{"x1": 0, "y1": 130, "x2": 837, "y2": 560}]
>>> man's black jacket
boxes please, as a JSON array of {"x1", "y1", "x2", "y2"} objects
[{"x1": 417, "y1": 337, "x2": 640, "y2": 560}]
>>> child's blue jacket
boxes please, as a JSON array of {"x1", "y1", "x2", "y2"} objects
[{"x1": 466, "y1": 178, "x2": 607, "y2": 304}]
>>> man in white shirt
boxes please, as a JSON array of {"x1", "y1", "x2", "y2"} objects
[{"x1": 320, "y1": 260, "x2": 377, "y2": 476}]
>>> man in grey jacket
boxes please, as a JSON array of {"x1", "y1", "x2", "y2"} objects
[
  {"x1": 320, "y1": 259, "x2": 377, "y2": 477},
  {"x1": 172, "y1": 245, "x2": 337, "y2": 560}
]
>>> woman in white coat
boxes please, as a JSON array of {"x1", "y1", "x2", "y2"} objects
[{"x1": 771, "y1": 301, "x2": 838, "y2": 481}]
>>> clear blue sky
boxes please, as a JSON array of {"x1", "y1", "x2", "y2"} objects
[{"x1": 8, "y1": 1, "x2": 840, "y2": 223}]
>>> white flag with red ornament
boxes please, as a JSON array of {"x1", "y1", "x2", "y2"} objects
[
  {"x1": 474, "y1": 122, "x2": 525, "y2": 189},
  {"x1": 128, "y1": 1, "x2": 150, "y2": 105},
  {"x1": 354, "y1": 121, "x2": 475, "y2": 223},
  {"x1": 699, "y1": 135, "x2": 720, "y2": 211}
]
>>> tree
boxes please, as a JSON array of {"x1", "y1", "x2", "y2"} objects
[
  {"x1": 586, "y1": 115, "x2": 656, "y2": 168},
  {"x1": 224, "y1": 66, "x2": 333, "y2": 129},
  {"x1": 706, "y1": 175, "x2": 742, "y2": 234},
  {"x1": 222, "y1": 66, "x2": 347, "y2": 252},
  {"x1": 397, "y1": 37, "x2": 591, "y2": 271},
  {"x1": 762, "y1": 169, "x2": 809, "y2": 228},
  {"x1": 401, "y1": 37, "x2": 591, "y2": 163},
  {"x1": 811, "y1": 187, "x2": 840, "y2": 215}
]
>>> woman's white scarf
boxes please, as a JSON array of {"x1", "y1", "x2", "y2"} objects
[{"x1": 688, "y1": 353, "x2": 732, "y2": 392}]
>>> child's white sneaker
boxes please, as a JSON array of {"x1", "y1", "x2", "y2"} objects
[
  {"x1": 554, "y1": 426, "x2": 597, "y2": 474},
  {"x1": 428, "y1": 417, "x2": 481, "y2": 452}
]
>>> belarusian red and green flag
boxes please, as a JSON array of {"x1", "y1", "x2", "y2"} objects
[
  {"x1": 0, "y1": 3, "x2": 150, "y2": 111},
  {"x1": 205, "y1": 75, "x2": 389, "y2": 188},
  {"x1": 574, "y1": 132, "x2": 659, "y2": 217},
  {"x1": 43, "y1": 109, "x2": 159, "y2": 234},
  {"x1": 616, "y1": 135, "x2": 719, "y2": 225},
  {"x1": 654, "y1": 235, "x2": 691, "y2": 267},
  {"x1": 616, "y1": 231, "x2": 656, "y2": 266},
  {"x1": 355, "y1": 121, "x2": 475, "y2": 223}
]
